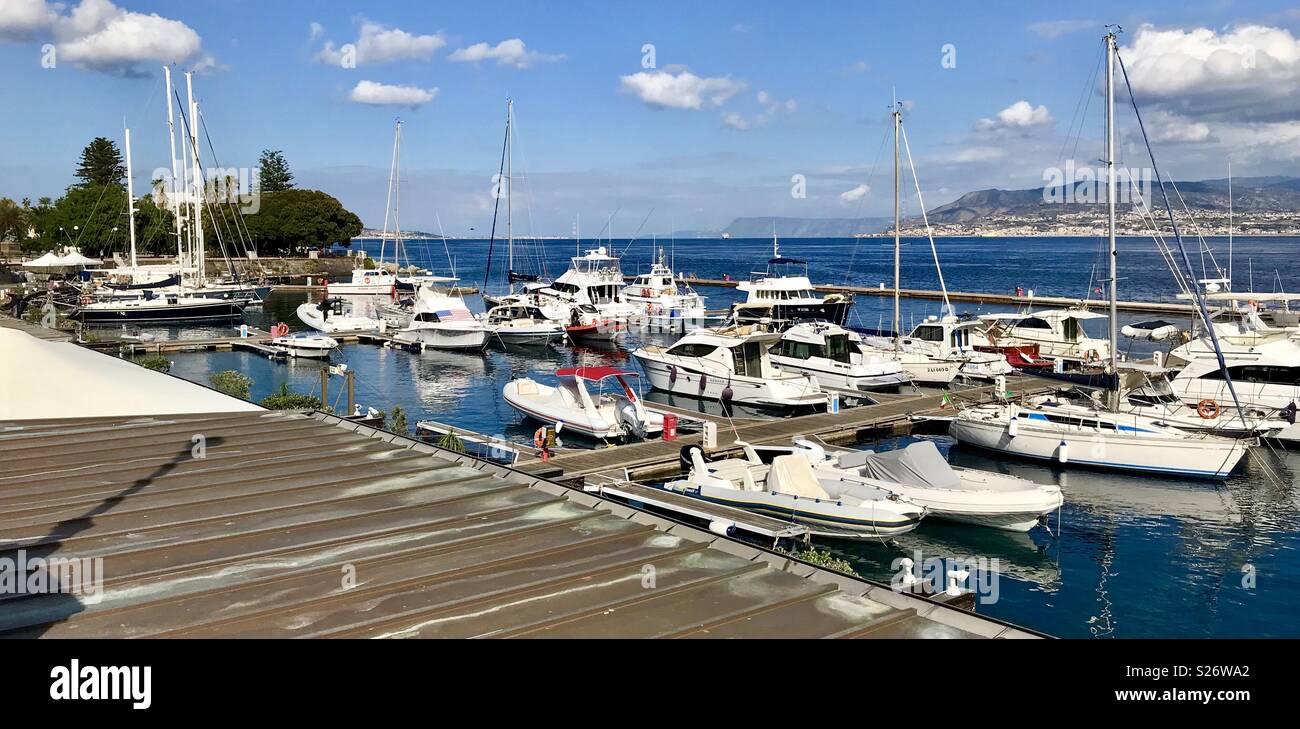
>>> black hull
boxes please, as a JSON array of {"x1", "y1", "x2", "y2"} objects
[
  {"x1": 76, "y1": 302, "x2": 246, "y2": 323},
  {"x1": 732, "y1": 299, "x2": 854, "y2": 328}
]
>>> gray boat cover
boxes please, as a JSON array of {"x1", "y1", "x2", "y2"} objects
[{"x1": 843, "y1": 441, "x2": 961, "y2": 489}]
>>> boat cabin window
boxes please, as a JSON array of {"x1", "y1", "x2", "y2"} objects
[
  {"x1": 667, "y1": 342, "x2": 719, "y2": 358},
  {"x1": 1062, "y1": 317, "x2": 1081, "y2": 342},
  {"x1": 1203, "y1": 365, "x2": 1300, "y2": 386},
  {"x1": 414, "y1": 311, "x2": 444, "y2": 323},
  {"x1": 552, "y1": 282, "x2": 580, "y2": 295},
  {"x1": 825, "y1": 333, "x2": 850, "y2": 362},
  {"x1": 1014, "y1": 317, "x2": 1052, "y2": 330},
  {"x1": 731, "y1": 341, "x2": 766, "y2": 378},
  {"x1": 587, "y1": 285, "x2": 619, "y2": 304},
  {"x1": 913, "y1": 325, "x2": 944, "y2": 343}
]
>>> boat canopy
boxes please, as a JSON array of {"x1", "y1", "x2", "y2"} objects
[
  {"x1": 556, "y1": 366, "x2": 639, "y2": 381},
  {"x1": 840, "y1": 441, "x2": 961, "y2": 490},
  {"x1": 1121, "y1": 320, "x2": 1181, "y2": 341}
]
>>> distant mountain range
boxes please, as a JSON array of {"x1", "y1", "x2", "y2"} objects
[{"x1": 927, "y1": 176, "x2": 1300, "y2": 224}]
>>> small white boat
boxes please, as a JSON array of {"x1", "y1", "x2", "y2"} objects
[
  {"x1": 326, "y1": 268, "x2": 399, "y2": 296},
  {"x1": 394, "y1": 284, "x2": 490, "y2": 351},
  {"x1": 296, "y1": 299, "x2": 383, "y2": 333},
  {"x1": 271, "y1": 332, "x2": 339, "y2": 359},
  {"x1": 503, "y1": 366, "x2": 663, "y2": 441},
  {"x1": 768, "y1": 321, "x2": 910, "y2": 391},
  {"x1": 665, "y1": 443, "x2": 925, "y2": 539},
  {"x1": 481, "y1": 304, "x2": 564, "y2": 346},
  {"x1": 791, "y1": 439, "x2": 1063, "y2": 532},
  {"x1": 633, "y1": 324, "x2": 826, "y2": 409}
]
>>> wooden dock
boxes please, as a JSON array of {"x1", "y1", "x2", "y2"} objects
[
  {"x1": 517, "y1": 375, "x2": 1055, "y2": 480},
  {"x1": 678, "y1": 277, "x2": 1198, "y2": 316}
]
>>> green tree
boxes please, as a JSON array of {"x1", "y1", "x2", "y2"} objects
[
  {"x1": 0, "y1": 198, "x2": 26, "y2": 241},
  {"x1": 241, "y1": 189, "x2": 362, "y2": 255},
  {"x1": 388, "y1": 405, "x2": 409, "y2": 435},
  {"x1": 30, "y1": 185, "x2": 173, "y2": 257},
  {"x1": 257, "y1": 150, "x2": 295, "y2": 193},
  {"x1": 75, "y1": 137, "x2": 126, "y2": 189},
  {"x1": 209, "y1": 371, "x2": 252, "y2": 400}
]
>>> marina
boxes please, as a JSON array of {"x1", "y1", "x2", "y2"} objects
[{"x1": 3, "y1": 3, "x2": 1299, "y2": 655}]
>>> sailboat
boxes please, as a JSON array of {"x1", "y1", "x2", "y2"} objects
[
  {"x1": 73, "y1": 126, "x2": 245, "y2": 324},
  {"x1": 854, "y1": 104, "x2": 960, "y2": 385},
  {"x1": 951, "y1": 30, "x2": 1252, "y2": 479}
]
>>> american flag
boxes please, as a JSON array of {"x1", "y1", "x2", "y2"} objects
[{"x1": 435, "y1": 308, "x2": 475, "y2": 322}]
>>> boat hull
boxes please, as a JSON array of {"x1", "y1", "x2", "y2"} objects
[
  {"x1": 664, "y1": 483, "x2": 923, "y2": 538},
  {"x1": 398, "y1": 324, "x2": 489, "y2": 351},
  {"x1": 635, "y1": 354, "x2": 825, "y2": 409},
  {"x1": 75, "y1": 300, "x2": 245, "y2": 323}
]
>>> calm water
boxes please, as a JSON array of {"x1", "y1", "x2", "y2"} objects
[{"x1": 101, "y1": 236, "x2": 1300, "y2": 638}]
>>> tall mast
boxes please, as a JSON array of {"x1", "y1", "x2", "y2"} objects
[
  {"x1": 506, "y1": 99, "x2": 513, "y2": 281},
  {"x1": 892, "y1": 100, "x2": 902, "y2": 350},
  {"x1": 394, "y1": 120, "x2": 402, "y2": 268},
  {"x1": 379, "y1": 120, "x2": 398, "y2": 271},
  {"x1": 1105, "y1": 31, "x2": 1119, "y2": 408},
  {"x1": 164, "y1": 66, "x2": 183, "y2": 271},
  {"x1": 185, "y1": 72, "x2": 205, "y2": 287},
  {"x1": 1227, "y1": 161, "x2": 1233, "y2": 289},
  {"x1": 772, "y1": 221, "x2": 778, "y2": 259},
  {"x1": 124, "y1": 127, "x2": 138, "y2": 269}
]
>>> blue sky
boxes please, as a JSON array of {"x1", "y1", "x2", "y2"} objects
[{"x1": 3, "y1": 0, "x2": 1299, "y2": 235}]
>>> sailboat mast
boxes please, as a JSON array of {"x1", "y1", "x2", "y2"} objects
[
  {"x1": 394, "y1": 120, "x2": 402, "y2": 268},
  {"x1": 124, "y1": 127, "x2": 138, "y2": 269},
  {"x1": 1105, "y1": 31, "x2": 1119, "y2": 407},
  {"x1": 506, "y1": 99, "x2": 514, "y2": 283},
  {"x1": 1227, "y1": 161, "x2": 1233, "y2": 288},
  {"x1": 164, "y1": 66, "x2": 183, "y2": 271},
  {"x1": 185, "y1": 72, "x2": 205, "y2": 287},
  {"x1": 892, "y1": 103, "x2": 902, "y2": 349}
]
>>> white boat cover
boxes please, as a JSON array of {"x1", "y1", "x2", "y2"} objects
[{"x1": 842, "y1": 441, "x2": 961, "y2": 490}]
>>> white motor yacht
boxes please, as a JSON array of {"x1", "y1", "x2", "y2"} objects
[
  {"x1": 633, "y1": 324, "x2": 826, "y2": 409},
  {"x1": 731, "y1": 233, "x2": 853, "y2": 327},
  {"x1": 767, "y1": 321, "x2": 910, "y2": 391},
  {"x1": 394, "y1": 284, "x2": 490, "y2": 351},
  {"x1": 272, "y1": 332, "x2": 339, "y2": 359},
  {"x1": 481, "y1": 303, "x2": 564, "y2": 346},
  {"x1": 974, "y1": 308, "x2": 1112, "y2": 366},
  {"x1": 296, "y1": 298, "x2": 383, "y2": 333}
]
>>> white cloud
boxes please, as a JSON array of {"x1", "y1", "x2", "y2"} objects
[
  {"x1": 315, "y1": 20, "x2": 445, "y2": 66},
  {"x1": 1121, "y1": 24, "x2": 1300, "y2": 122},
  {"x1": 1027, "y1": 20, "x2": 1095, "y2": 39},
  {"x1": 0, "y1": 0, "x2": 59, "y2": 40},
  {"x1": 942, "y1": 146, "x2": 1007, "y2": 163},
  {"x1": 0, "y1": 0, "x2": 209, "y2": 73},
  {"x1": 447, "y1": 38, "x2": 564, "y2": 69},
  {"x1": 974, "y1": 100, "x2": 1053, "y2": 132},
  {"x1": 845, "y1": 60, "x2": 870, "y2": 74},
  {"x1": 308, "y1": 21, "x2": 323, "y2": 41},
  {"x1": 619, "y1": 69, "x2": 746, "y2": 110},
  {"x1": 839, "y1": 184, "x2": 869, "y2": 204},
  {"x1": 721, "y1": 112, "x2": 749, "y2": 130},
  {"x1": 349, "y1": 80, "x2": 439, "y2": 107},
  {"x1": 1144, "y1": 111, "x2": 1212, "y2": 143}
]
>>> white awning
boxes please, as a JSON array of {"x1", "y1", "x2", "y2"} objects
[
  {"x1": 21, "y1": 252, "x2": 65, "y2": 268},
  {"x1": 59, "y1": 251, "x2": 102, "y2": 266}
]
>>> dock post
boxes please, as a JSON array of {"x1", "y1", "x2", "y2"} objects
[{"x1": 346, "y1": 370, "x2": 355, "y2": 414}]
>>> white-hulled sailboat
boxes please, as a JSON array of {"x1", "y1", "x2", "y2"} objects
[{"x1": 951, "y1": 30, "x2": 1252, "y2": 480}]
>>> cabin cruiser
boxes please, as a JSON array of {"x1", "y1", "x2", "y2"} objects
[
  {"x1": 1165, "y1": 309, "x2": 1300, "y2": 412},
  {"x1": 623, "y1": 248, "x2": 708, "y2": 317},
  {"x1": 789, "y1": 439, "x2": 1063, "y2": 532},
  {"x1": 503, "y1": 367, "x2": 663, "y2": 441},
  {"x1": 326, "y1": 267, "x2": 399, "y2": 296},
  {"x1": 394, "y1": 284, "x2": 490, "y2": 351},
  {"x1": 539, "y1": 247, "x2": 638, "y2": 320},
  {"x1": 974, "y1": 308, "x2": 1112, "y2": 366},
  {"x1": 664, "y1": 443, "x2": 925, "y2": 539},
  {"x1": 296, "y1": 298, "x2": 383, "y2": 333},
  {"x1": 73, "y1": 293, "x2": 245, "y2": 323},
  {"x1": 951, "y1": 393, "x2": 1253, "y2": 479},
  {"x1": 902, "y1": 316, "x2": 1015, "y2": 380},
  {"x1": 633, "y1": 325, "x2": 826, "y2": 409},
  {"x1": 480, "y1": 304, "x2": 564, "y2": 346},
  {"x1": 853, "y1": 333, "x2": 961, "y2": 386},
  {"x1": 767, "y1": 321, "x2": 910, "y2": 391},
  {"x1": 731, "y1": 238, "x2": 853, "y2": 327},
  {"x1": 272, "y1": 332, "x2": 339, "y2": 359}
]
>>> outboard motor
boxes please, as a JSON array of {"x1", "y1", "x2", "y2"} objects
[{"x1": 679, "y1": 444, "x2": 705, "y2": 474}]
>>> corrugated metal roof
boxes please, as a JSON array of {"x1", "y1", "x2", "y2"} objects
[{"x1": 0, "y1": 410, "x2": 1038, "y2": 639}]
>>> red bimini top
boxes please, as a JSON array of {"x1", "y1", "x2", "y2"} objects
[{"x1": 556, "y1": 366, "x2": 639, "y2": 381}]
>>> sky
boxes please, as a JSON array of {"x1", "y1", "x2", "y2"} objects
[{"x1": 2, "y1": 0, "x2": 1299, "y2": 236}]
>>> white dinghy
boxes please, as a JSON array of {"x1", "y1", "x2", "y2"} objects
[
  {"x1": 503, "y1": 366, "x2": 663, "y2": 441},
  {"x1": 296, "y1": 298, "x2": 383, "y2": 333},
  {"x1": 271, "y1": 332, "x2": 339, "y2": 359},
  {"x1": 792, "y1": 439, "x2": 1063, "y2": 532},
  {"x1": 664, "y1": 443, "x2": 925, "y2": 539}
]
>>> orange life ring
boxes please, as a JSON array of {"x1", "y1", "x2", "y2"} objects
[
  {"x1": 1196, "y1": 399, "x2": 1220, "y2": 420},
  {"x1": 533, "y1": 427, "x2": 547, "y2": 449},
  {"x1": 641, "y1": 287, "x2": 651, "y2": 297}
]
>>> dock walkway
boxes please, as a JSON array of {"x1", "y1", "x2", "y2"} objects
[{"x1": 519, "y1": 375, "x2": 1053, "y2": 480}]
